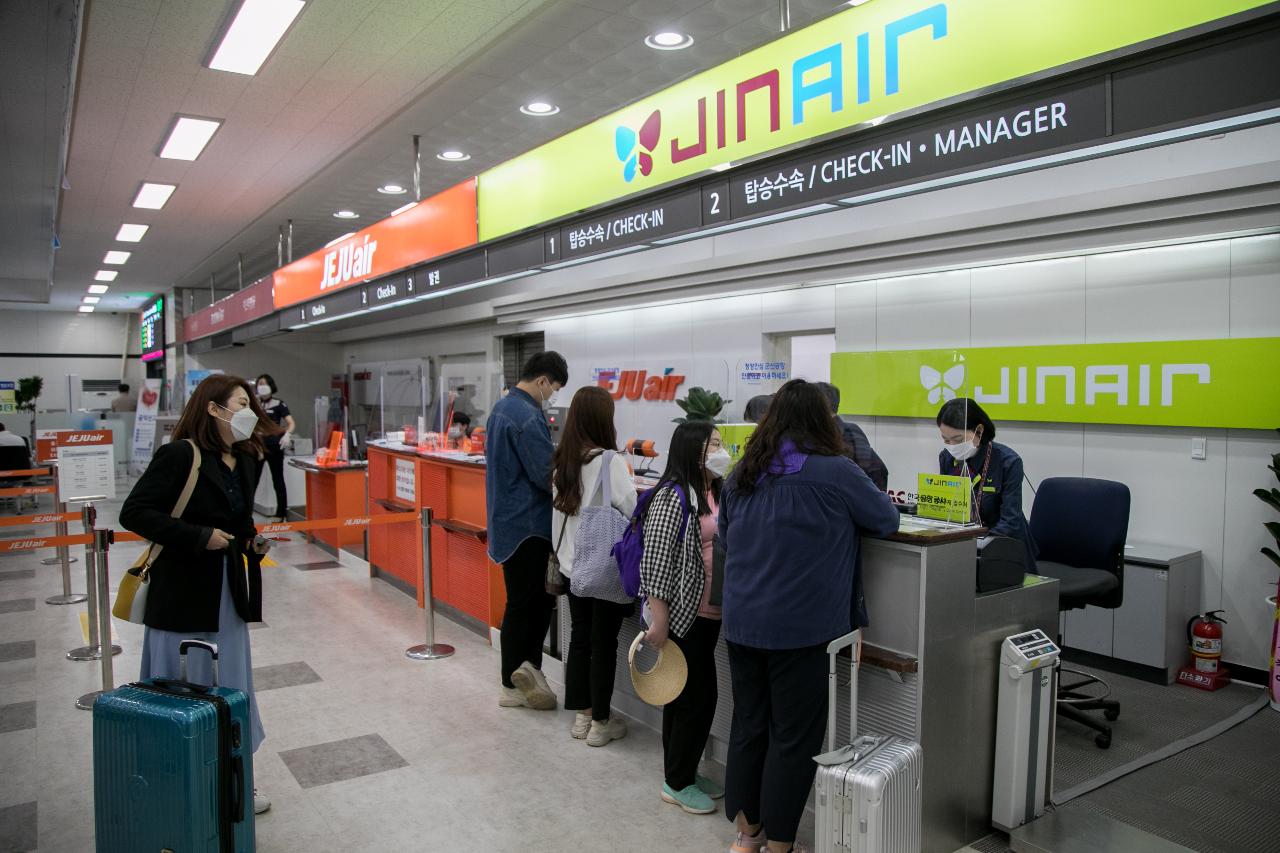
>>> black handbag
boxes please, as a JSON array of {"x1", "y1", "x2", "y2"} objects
[
  {"x1": 708, "y1": 534, "x2": 726, "y2": 607},
  {"x1": 545, "y1": 515, "x2": 569, "y2": 596}
]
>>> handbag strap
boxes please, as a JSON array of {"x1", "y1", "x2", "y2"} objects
[
  {"x1": 144, "y1": 439, "x2": 202, "y2": 571},
  {"x1": 594, "y1": 450, "x2": 614, "y2": 507}
]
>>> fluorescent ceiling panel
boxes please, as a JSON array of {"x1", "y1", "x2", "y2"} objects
[
  {"x1": 132, "y1": 183, "x2": 176, "y2": 209},
  {"x1": 88, "y1": 284, "x2": 110, "y2": 294},
  {"x1": 116, "y1": 223, "x2": 149, "y2": 242},
  {"x1": 159, "y1": 117, "x2": 222, "y2": 160},
  {"x1": 103, "y1": 251, "x2": 131, "y2": 264},
  {"x1": 208, "y1": 0, "x2": 306, "y2": 76},
  {"x1": 95, "y1": 270, "x2": 118, "y2": 281}
]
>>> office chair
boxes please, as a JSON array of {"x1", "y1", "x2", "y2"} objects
[
  {"x1": 1029, "y1": 477, "x2": 1131, "y2": 749},
  {"x1": 0, "y1": 444, "x2": 37, "y2": 514}
]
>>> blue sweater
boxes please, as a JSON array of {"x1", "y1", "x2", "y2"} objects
[
  {"x1": 718, "y1": 448, "x2": 900, "y2": 650},
  {"x1": 484, "y1": 388, "x2": 554, "y2": 563}
]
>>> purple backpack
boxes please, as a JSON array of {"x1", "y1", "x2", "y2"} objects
[{"x1": 612, "y1": 483, "x2": 690, "y2": 598}]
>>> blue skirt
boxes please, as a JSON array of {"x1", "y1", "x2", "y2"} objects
[{"x1": 140, "y1": 559, "x2": 265, "y2": 753}]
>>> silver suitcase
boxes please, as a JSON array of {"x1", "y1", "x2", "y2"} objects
[{"x1": 814, "y1": 630, "x2": 923, "y2": 853}]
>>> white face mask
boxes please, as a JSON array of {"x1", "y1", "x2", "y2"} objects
[
  {"x1": 256, "y1": 384, "x2": 271, "y2": 398},
  {"x1": 945, "y1": 440, "x2": 979, "y2": 461},
  {"x1": 217, "y1": 404, "x2": 259, "y2": 442},
  {"x1": 541, "y1": 383, "x2": 558, "y2": 413},
  {"x1": 705, "y1": 448, "x2": 732, "y2": 477}
]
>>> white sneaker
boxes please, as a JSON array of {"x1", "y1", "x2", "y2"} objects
[
  {"x1": 499, "y1": 686, "x2": 529, "y2": 708},
  {"x1": 510, "y1": 662, "x2": 557, "y2": 710},
  {"x1": 253, "y1": 788, "x2": 271, "y2": 815},
  {"x1": 586, "y1": 716, "x2": 627, "y2": 747},
  {"x1": 571, "y1": 712, "x2": 592, "y2": 739}
]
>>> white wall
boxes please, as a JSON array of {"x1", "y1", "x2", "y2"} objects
[
  {"x1": 536, "y1": 233, "x2": 1280, "y2": 670},
  {"x1": 0, "y1": 311, "x2": 144, "y2": 435},
  {"x1": 185, "y1": 334, "x2": 344, "y2": 442}
]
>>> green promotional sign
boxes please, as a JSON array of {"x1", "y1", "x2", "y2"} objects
[
  {"x1": 916, "y1": 473, "x2": 971, "y2": 522},
  {"x1": 477, "y1": 0, "x2": 1269, "y2": 240},
  {"x1": 831, "y1": 338, "x2": 1280, "y2": 429}
]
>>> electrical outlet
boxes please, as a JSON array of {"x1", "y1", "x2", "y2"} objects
[{"x1": 1191, "y1": 437, "x2": 1207, "y2": 460}]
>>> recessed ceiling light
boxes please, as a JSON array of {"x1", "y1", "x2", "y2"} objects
[
  {"x1": 79, "y1": 305, "x2": 95, "y2": 313},
  {"x1": 377, "y1": 184, "x2": 406, "y2": 195},
  {"x1": 333, "y1": 210, "x2": 359, "y2": 219},
  {"x1": 83, "y1": 296, "x2": 101, "y2": 304},
  {"x1": 325, "y1": 232, "x2": 355, "y2": 248},
  {"x1": 132, "y1": 182, "x2": 176, "y2": 210},
  {"x1": 95, "y1": 270, "x2": 118, "y2": 282},
  {"x1": 437, "y1": 150, "x2": 470, "y2": 162},
  {"x1": 389, "y1": 201, "x2": 418, "y2": 217},
  {"x1": 521, "y1": 101, "x2": 560, "y2": 116},
  {"x1": 88, "y1": 284, "x2": 110, "y2": 294},
  {"x1": 103, "y1": 250, "x2": 131, "y2": 264},
  {"x1": 159, "y1": 116, "x2": 222, "y2": 160},
  {"x1": 645, "y1": 31, "x2": 694, "y2": 50},
  {"x1": 116, "y1": 223, "x2": 148, "y2": 242},
  {"x1": 208, "y1": 0, "x2": 306, "y2": 76}
]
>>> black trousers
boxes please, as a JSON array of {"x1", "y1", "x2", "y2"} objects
[
  {"x1": 254, "y1": 447, "x2": 288, "y2": 517},
  {"x1": 564, "y1": 590, "x2": 632, "y2": 721},
  {"x1": 724, "y1": 640, "x2": 828, "y2": 844},
  {"x1": 663, "y1": 616, "x2": 722, "y2": 790},
  {"x1": 499, "y1": 537, "x2": 554, "y2": 688}
]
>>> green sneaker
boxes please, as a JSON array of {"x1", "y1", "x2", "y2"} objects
[
  {"x1": 695, "y1": 774, "x2": 725, "y2": 800},
  {"x1": 661, "y1": 782, "x2": 716, "y2": 815}
]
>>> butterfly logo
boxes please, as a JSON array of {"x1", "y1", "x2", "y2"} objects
[
  {"x1": 920, "y1": 363, "x2": 964, "y2": 404},
  {"x1": 615, "y1": 110, "x2": 661, "y2": 182}
]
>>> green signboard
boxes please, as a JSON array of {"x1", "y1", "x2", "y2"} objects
[
  {"x1": 477, "y1": 0, "x2": 1270, "y2": 240},
  {"x1": 916, "y1": 473, "x2": 972, "y2": 522},
  {"x1": 830, "y1": 338, "x2": 1280, "y2": 429}
]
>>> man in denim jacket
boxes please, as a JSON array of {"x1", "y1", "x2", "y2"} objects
[{"x1": 485, "y1": 351, "x2": 568, "y2": 710}]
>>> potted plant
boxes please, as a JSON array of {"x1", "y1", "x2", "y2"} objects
[
  {"x1": 15, "y1": 376, "x2": 43, "y2": 440},
  {"x1": 1255, "y1": 428, "x2": 1280, "y2": 711},
  {"x1": 673, "y1": 386, "x2": 731, "y2": 424}
]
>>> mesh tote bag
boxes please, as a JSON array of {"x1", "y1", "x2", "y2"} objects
[{"x1": 568, "y1": 450, "x2": 633, "y2": 604}]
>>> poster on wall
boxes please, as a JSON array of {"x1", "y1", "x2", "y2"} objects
[
  {"x1": 394, "y1": 458, "x2": 415, "y2": 503},
  {"x1": 0, "y1": 381, "x2": 15, "y2": 415},
  {"x1": 830, "y1": 337, "x2": 1280, "y2": 430},
  {"x1": 739, "y1": 362, "x2": 789, "y2": 384},
  {"x1": 184, "y1": 369, "x2": 222, "y2": 407},
  {"x1": 130, "y1": 378, "x2": 163, "y2": 475}
]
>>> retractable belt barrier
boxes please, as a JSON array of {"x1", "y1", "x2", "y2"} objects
[
  {"x1": 0, "y1": 468, "x2": 51, "y2": 477},
  {"x1": 0, "y1": 533, "x2": 94, "y2": 553},
  {"x1": 0, "y1": 511, "x2": 81, "y2": 528},
  {"x1": 0, "y1": 485, "x2": 55, "y2": 497}
]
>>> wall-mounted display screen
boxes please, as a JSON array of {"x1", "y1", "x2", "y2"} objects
[{"x1": 140, "y1": 297, "x2": 165, "y2": 362}]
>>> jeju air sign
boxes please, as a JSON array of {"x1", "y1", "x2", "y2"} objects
[
  {"x1": 596, "y1": 368, "x2": 686, "y2": 402},
  {"x1": 272, "y1": 179, "x2": 477, "y2": 309},
  {"x1": 477, "y1": 0, "x2": 1269, "y2": 240}
]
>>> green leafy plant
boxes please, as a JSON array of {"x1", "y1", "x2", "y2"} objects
[
  {"x1": 1256, "y1": 428, "x2": 1280, "y2": 571},
  {"x1": 14, "y1": 376, "x2": 42, "y2": 435},
  {"x1": 673, "y1": 386, "x2": 731, "y2": 425}
]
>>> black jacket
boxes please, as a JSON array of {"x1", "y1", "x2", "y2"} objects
[
  {"x1": 835, "y1": 416, "x2": 889, "y2": 491},
  {"x1": 120, "y1": 439, "x2": 263, "y2": 632}
]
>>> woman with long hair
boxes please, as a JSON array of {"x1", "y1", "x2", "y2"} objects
[
  {"x1": 718, "y1": 380, "x2": 899, "y2": 853},
  {"x1": 640, "y1": 419, "x2": 732, "y2": 816},
  {"x1": 936, "y1": 397, "x2": 1037, "y2": 571},
  {"x1": 551, "y1": 386, "x2": 637, "y2": 746},
  {"x1": 120, "y1": 374, "x2": 283, "y2": 814}
]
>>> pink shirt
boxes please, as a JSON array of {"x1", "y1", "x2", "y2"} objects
[{"x1": 698, "y1": 490, "x2": 721, "y2": 620}]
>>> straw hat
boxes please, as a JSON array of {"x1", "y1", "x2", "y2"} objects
[{"x1": 628, "y1": 631, "x2": 687, "y2": 706}]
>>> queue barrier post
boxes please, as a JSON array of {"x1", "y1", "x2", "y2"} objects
[
  {"x1": 406, "y1": 507, "x2": 454, "y2": 661},
  {"x1": 77, "y1": 527, "x2": 117, "y2": 711},
  {"x1": 44, "y1": 461, "x2": 86, "y2": 604},
  {"x1": 67, "y1": 498, "x2": 120, "y2": 663}
]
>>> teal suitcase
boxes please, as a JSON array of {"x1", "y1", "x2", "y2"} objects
[{"x1": 93, "y1": 640, "x2": 255, "y2": 853}]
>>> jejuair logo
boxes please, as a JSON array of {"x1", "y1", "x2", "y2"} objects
[
  {"x1": 920, "y1": 363, "x2": 964, "y2": 404},
  {"x1": 614, "y1": 110, "x2": 661, "y2": 182}
]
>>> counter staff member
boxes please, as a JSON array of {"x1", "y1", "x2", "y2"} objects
[
  {"x1": 485, "y1": 351, "x2": 569, "y2": 711},
  {"x1": 936, "y1": 398, "x2": 1038, "y2": 570},
  {"x1": 815, "y1": 382, "x2": 888, "y2": 491}
]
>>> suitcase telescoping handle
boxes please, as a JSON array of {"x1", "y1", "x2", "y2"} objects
[
  {"x1": 179, "y1": 639, "x2": 221, "y2": 686},
  {"x1": 825, "y1": 629, "x2": 860, "y2": 753}
]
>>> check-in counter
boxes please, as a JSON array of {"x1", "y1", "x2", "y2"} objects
[
  {"x1": 366, "y1": 443, "x2": 505, "y2": 628},
  {"x1": 288, "y1": 457, "x2": 368, "y2": 550}
]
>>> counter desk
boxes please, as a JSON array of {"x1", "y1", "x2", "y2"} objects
[
  {"x1": 288, "y1": 457, "x2": 368, "y2": 551},
  {"x1": 366, "y1": 443, "x2": 505, "y2": 628}
]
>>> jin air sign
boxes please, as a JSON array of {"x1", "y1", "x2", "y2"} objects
[
  {"x1": 477, "y1": 0, "x2": 1269, "y2": 240},
  {"x1": 830, "y1": 338, "x2": 1280, "y2": 430}
]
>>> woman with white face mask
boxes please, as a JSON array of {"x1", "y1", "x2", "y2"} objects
[
  {"x1": 254, "y1": 374, "x2": 295, "y2": 522},
  {"x1": 936, "y1": 398, "x2": 1038, "y2": 572},
  {"x1": 120, "y1": 374, "x2": 283, "y2": 815}
]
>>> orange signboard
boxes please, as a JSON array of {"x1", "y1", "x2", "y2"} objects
[
  {"x1": 36, "y1": 429, "x2": 112, "y2": 463},
  {"x1": 272, "y1": 179, "x2": 478, "y2": 309}
]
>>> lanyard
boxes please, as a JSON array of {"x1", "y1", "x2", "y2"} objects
[{"x1": 954, "y1": 442, "x2": 993, "y2": 526}]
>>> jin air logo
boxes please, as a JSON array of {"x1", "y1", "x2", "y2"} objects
[
  {"x1": 920, "y1": 363, "x2": 964, "y2": 404},
  {"x1": 614, "y1": 110, "x2": 661, "y2": 182}
]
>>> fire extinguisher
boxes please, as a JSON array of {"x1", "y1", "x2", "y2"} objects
[{"x1": 1187, "y1": 611, "x2": 1228, "y2": 673}]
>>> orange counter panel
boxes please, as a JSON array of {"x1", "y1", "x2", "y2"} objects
[{"x1": 303, "y1": 467, "x2": 367, "y2": 549}]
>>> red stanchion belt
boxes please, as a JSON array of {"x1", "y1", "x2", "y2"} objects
[
  {"x1": 0, "y1": 485, "x2": 56, "y2": 497},
  {"x1": 0, "y1": 511, "x2": 80, "y2": 528},
  {"x1": 257, "y1": 512, "x2": 418, "y2": 534},
  {"x1": 0, "y1": 532, "x2": 94, "y2": 553},
  {"x1": 0, "y1": 468, "x2": 51, "y2": 477}
]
